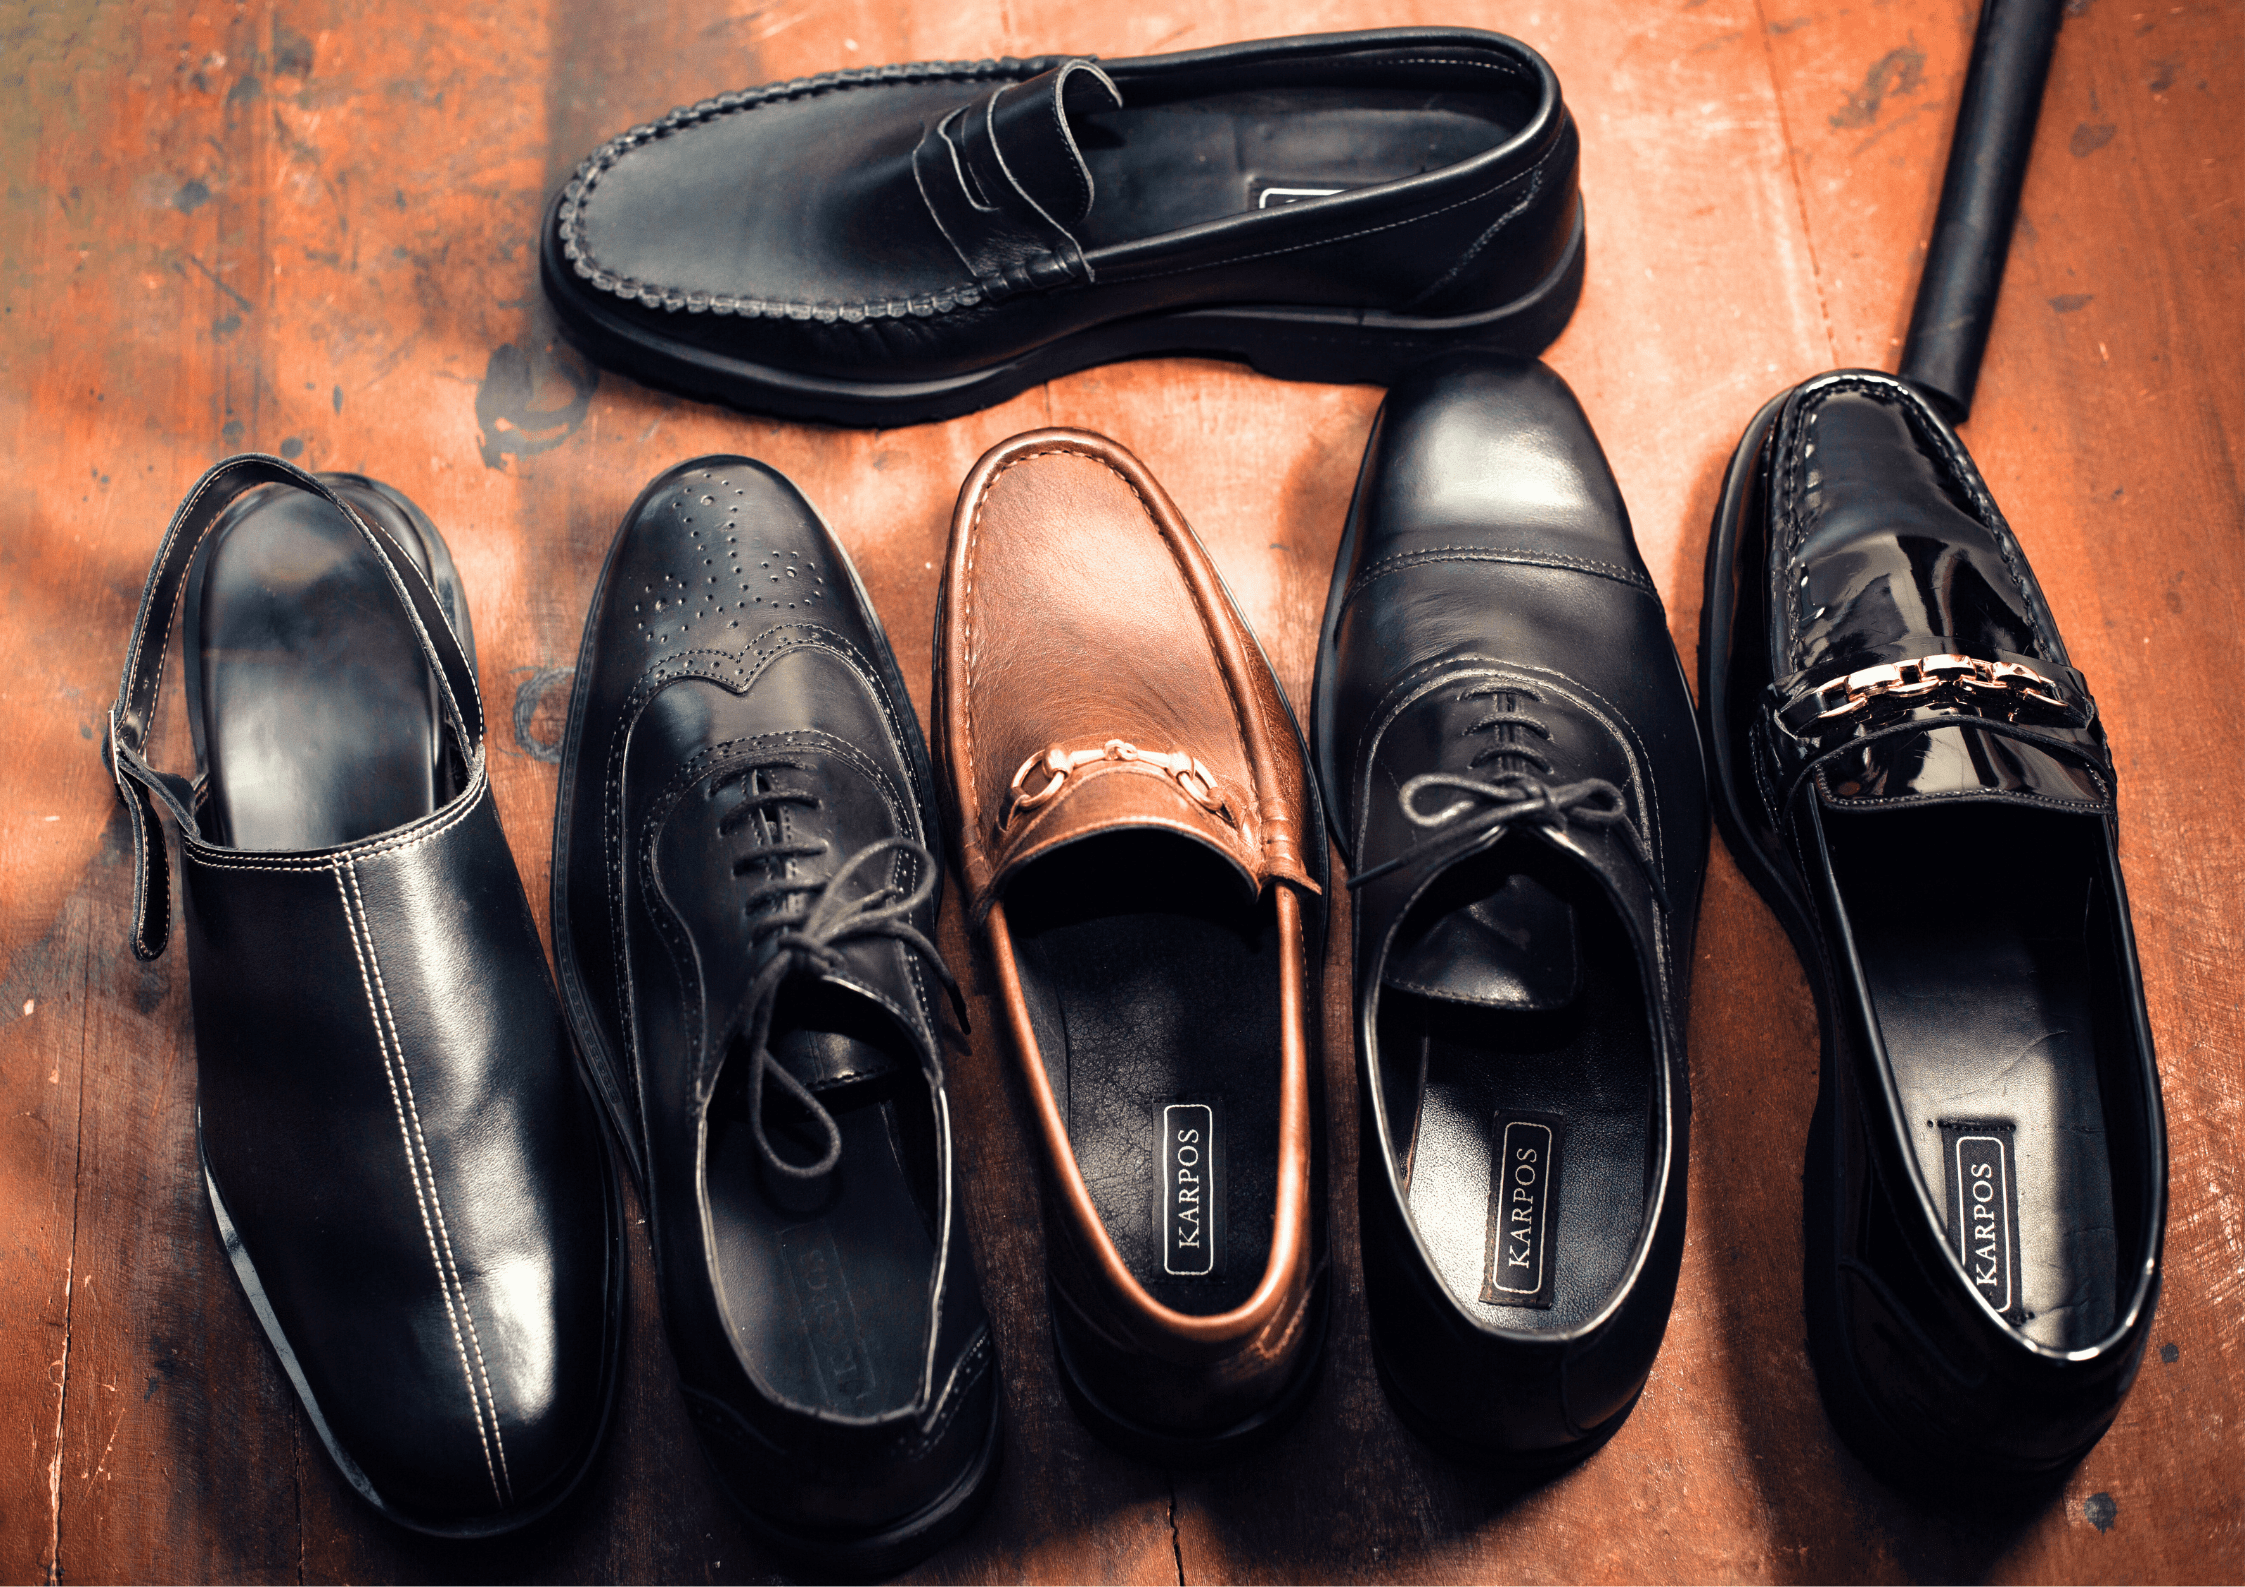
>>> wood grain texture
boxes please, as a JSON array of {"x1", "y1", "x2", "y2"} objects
[{"x1": 0, "y1": 0, "x2": 2237, "y2": 1580}]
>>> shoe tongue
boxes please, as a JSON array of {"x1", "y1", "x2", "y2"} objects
[
  {"x1": 972, "y1": 60, "x2": 1122, "y2": 225},
  {"x1": 1817, "y1": 724, "x2": 2108, "y2": 808},
  {"x1": 1382, "y1": 871, "x2": 1581, "y2": 1013},
  {"x1": 768, "y1": 1018, "x2": 905, "y2": 1097}
]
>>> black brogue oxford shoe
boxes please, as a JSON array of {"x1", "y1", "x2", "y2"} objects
[{"x1": 552, "y1": 458, "x2": 1001, "y2": 1575}]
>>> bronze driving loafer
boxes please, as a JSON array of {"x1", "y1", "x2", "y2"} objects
[{"x1": 933, "y1": 429, "x2": 1329, "y2": 1459}]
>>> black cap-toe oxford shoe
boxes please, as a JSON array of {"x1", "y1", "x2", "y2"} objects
[
  {"x1": 551, "y1": 458, "x2": 1001, "y2": 1575},
  {"x1": 542, "y1": 28, "x2": 1581, "y2": 426},
  {"x1": 1311, "y1": 358, "x2": 1709, "y2": 1468},
  {"x1": 1700, "y1": 369, "x2": 2166, "y2": 1493},
  {"x1": 104, "y1": 458, "x2": 623, "y2": 1536}
]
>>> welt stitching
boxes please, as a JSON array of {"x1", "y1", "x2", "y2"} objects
[
  {"x1": 1113, "y1": 142, "x2": 1558, "y2": 287},
  {"x1": 335, "y1": 862, "x2": 503, "y2": 1504}
]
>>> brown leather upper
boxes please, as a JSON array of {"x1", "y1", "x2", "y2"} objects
[{"x1": 935, "y1": 429, "x2": 1323, "y2": 1427}]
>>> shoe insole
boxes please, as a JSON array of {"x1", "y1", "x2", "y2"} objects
[
  {"x1": 1827, "y1": 801, "x2": 2121, "y2": 1350},
  {"x1": 192, "y1": 482, "x2": 452, "y2": 850},
  {"x1": 1006, "y1": 832, "x2": 1283, "y2": 1318},
  {"x1": 1379, "y1": 843, "x2": 1654, "y2": 1332},
  {"x1": 705, "y1": 1022, "x2": 936, "y2": 1419},
  {"x1": 1075, "y1": 85, "x2": 1530, "y2": 246}
]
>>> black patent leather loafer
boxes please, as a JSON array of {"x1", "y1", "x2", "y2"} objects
[
  {"x1": 541, "y1": 28, "x2": 1582, "y2": 425},
  {"x1": 552, "y1": 458, "x2": 1000, "y2": 1575},
  {"x1": 1699, "y1": 369, "x2": 2167, "y2": 1492},
  {"x1": 1311, "y1": 357, "x2": 1708, "y2": 1468},
  {"x1": 104, "y1": 457, "x2": 623, "y2": 1536}
]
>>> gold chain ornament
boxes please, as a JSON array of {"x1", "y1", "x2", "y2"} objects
[
  {"x1": 1807, "y1": 653, "x2": 2066, "y2": 723},
  {"x1": 1000, "y1": 739, "x2": 1234, "y2": 831}
]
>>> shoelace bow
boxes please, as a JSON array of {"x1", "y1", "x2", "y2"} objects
[
  {"x1": 717, "y1": 759, "x2": 965, "y2": 1179},
  {"x1": 1346, "y1": 686, "x2": 1667, "y2": 910}
]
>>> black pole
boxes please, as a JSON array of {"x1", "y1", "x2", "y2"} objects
[{"x1": 1898, "y1": 0, "x2": 2065, "y2": 422}]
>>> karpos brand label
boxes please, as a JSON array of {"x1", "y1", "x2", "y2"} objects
[
  {"x1": 1482, "y1": 1110, "x2": 1567, "y2": 1309},
  {"x1": 1941, "y1": 1119, "x2": 2025, "y2": 1320},
  {"x1": 1161, "y1": 1101, "x2": 1225, "y2": 1276}
]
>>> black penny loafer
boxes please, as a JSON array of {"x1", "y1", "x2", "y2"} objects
[
  {"x1": 104, "y1": 457, "x2": 623, "y2": 1536},
  {"x1": 1311, "y1": 357, "x2": 1708, "y2": 1468},
  {"x1": 552, "y1": 457, "x2": 1000, "y2": 1574},
  {"x1": 1699, "y1": 369, "x2": 2167, "y2": 1492},
  {"x1": 542, "y1": 27, "x2": 1582, "y2": 426}
]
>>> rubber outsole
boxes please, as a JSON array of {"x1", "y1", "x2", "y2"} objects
[{"x1": 540, "y1": 197, "x2": 1586, "y2": 428}]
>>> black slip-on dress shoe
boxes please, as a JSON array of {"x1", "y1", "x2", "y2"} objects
[
  {"x1": 1700, "y1": 369, "x2": 2166, "y2": 1493},
  {"x1": 552, "y1": 458, "x2": 1000, "y2": 1574},
  {"x1": 1311, "y1": 357, "x2": 1709, "y2": 1468},
  {"x1": 541, "y1": 28, "x2": 1582, "y2": 426},
  {"x1": 103, "y1": 457, "x2": 623, "y2": 1537}
]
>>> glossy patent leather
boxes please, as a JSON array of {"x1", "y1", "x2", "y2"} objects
[
  {"x1": 934, "y1": 430, "x2": 1329, "y2": 1459},
  {"x1": 103, "y1": 457, "x2": 621, "y2": 1536},
  {"x1": 551, "y1": 458, "x2": 999, "y2": 1572},
  {"x1": 1700, "y1": 369, "x2": 2166, "y2": 1490},
  {"x1": 1311, "y1": 358, "x2": 1707, "y2": 1467},
  {"x1": 541, "y1": 28, "x2": 1582, "y2": 424}
]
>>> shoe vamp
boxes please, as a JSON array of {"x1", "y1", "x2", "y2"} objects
[
  {"x1": 1780, "y1": 388, "x2": 2041, "y2": 671},
  {"x1": 623, "y1": 652, "x2": 925, "y2": 1052},
  {"x1": 576, "y1": 82, "x2": 973, "y2": 306}
]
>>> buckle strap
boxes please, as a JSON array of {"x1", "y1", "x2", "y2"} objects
[{"x1": 104, "y1": 454, "x2": 484, "y2": 960}]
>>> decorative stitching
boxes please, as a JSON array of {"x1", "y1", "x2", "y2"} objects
[
  {"x1": 344, "y1": 860, "x2": 512, "y2": 1504},
  {"x1": 1109, "y1": 141, "x2": 1560, "y2": 289},
  {"x1": 1778, "y1": 375, "x2": 2063, "y2": 674},
  {"x1": 1343, "y1": 544, "x2": 1657, "y2": 608},
  {"x1": 176, "y1": 762, "x2": 489, "y2": 872},
  {"x1": 1401, "y1": 166, "x2": 1544, "y2": 309},
  {"x1": 335, "y1": 862, "x2": 506, "y2": 1507},
  {"x1": 559, "y1": 59, "x2": 1044, "y2": 320}
]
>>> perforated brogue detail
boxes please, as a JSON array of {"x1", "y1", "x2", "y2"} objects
[{"x1": 627, "y1": 465, "x2": 834, "y2": 650}]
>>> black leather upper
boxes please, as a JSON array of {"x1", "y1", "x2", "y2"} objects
[
  {"x1": 1313, "y1": 357, "x2": 1707, "y2": 1459},
  {"x1": 105, "y1": 458, "x2": 619, "y2": 1535},
  {"x1": 551, "y1": 458, "x2": 996, "y2": 1543},
  {"x1": 1702, "y1": 369, "x2": 2166, "y2": 1485},
  {"x1": 546, "y1": 28, "x2": 1578, "y2": 383}
]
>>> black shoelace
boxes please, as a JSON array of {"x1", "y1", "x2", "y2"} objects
[
  {"x1": 1346, "y1": 685, "x2": 1666, "y2": 909},
  {"x1": 717, "y1": 759, "x2": 963, "y2": 1179}
]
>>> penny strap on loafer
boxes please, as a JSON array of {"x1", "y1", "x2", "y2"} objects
[
  {"x1": 916, "y1": 62, "x2": 1119, "y2": 293},
  {"x1": 105, "y1": 454, "x2": 484, "y2": 959}
]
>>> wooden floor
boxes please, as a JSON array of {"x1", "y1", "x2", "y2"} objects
[{"x1": 2, "y1": 0, "x2": 2239, "y2": 1580}]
